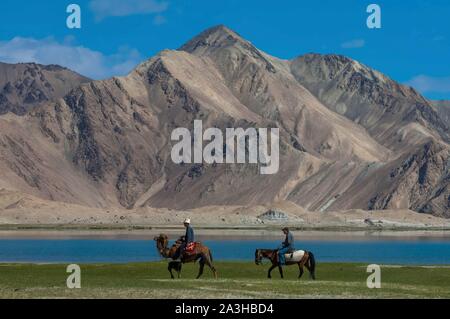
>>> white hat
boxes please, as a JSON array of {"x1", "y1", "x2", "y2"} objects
[{"x1": 184, "y1": 218, "x2": 191, "y2": 224}]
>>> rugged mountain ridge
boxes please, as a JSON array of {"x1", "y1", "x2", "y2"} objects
[
  {"x1": 432, "y1": 100, "x2": 450, "y2": 126},
  {"x1": 0, "y1": 25, "x2": 448, "y2": 217},
  {"x1": 0, "y1": 62, "x2": 90, "y2": 115},
  {"x1": 291, "y1": 54, "x2": 449, "y2": 151}
]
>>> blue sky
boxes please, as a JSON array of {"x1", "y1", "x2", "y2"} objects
[{"x1": 1, "y1": 0, "x2": 450, "y2": 100}]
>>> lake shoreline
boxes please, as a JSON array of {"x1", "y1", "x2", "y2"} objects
[
  {"x1": 2, "y1": 223, "x2": 450, "y2": 232},
  {"x1": 1, "y1": 225, "x2": 450, "y2": 240}
]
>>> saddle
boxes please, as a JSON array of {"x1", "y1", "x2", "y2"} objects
[
  {"x1": 185, "y1": 242, "x2": 196, "y2": 253},
  {"x1": 173, "y1": 236, "x2": 200, "y2": 258},
  {"x1": 181, "y1": 242, "x2": 200, "y2": 258},
  {"x1": 285, "y1": 250, "x2": 306, "y2": 263}
]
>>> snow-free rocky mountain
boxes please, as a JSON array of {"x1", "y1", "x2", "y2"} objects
[
  {"x1": 0, "y1": 62, "x2": 90, "y2": 115},
  {"x1": 432, "y1": 100, "x2": 450, "y2": 127},
  {"x1": 0, "y1": 25, "x2": 448, "y2": 218}
]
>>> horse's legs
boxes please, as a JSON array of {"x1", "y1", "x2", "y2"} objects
[
  {"x1": 305, "y1": 263, "x2": 313, "y2": 279},
  {"x1": 305, "y1": 257, "x2": 315, "y2": 280},
  {"x1": 278, "y1": 265, "x2": 284, "y2": 279},
  {"x1": 298, "y1": 263, "x2": 304, "y2": 279},
  {"x1": 267, "y1": 264, "x2": 276, "y2": 279}
]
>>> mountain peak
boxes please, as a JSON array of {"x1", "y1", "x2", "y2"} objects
[
  {"x1": 203, "y1": 24, "x2": 238, "y2": 36},
  {"x1": 179, "y1": 25, "x2": 247, "y2": 53},
  {"x1": 179, "y1": 25, "x2": 277, "y2": 73}
]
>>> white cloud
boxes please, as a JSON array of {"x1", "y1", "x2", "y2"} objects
[
  {"x1": 406, "y1": 75, "x2": 450, "y2": 94},
  {"x1": 0, "y1": 37, "x2": 143, "y2": 80},
  {"x1": 89, "y1": 0, "x2": 168, "y2": 20},
  {"x1": 153, "y1": 15, "x2": 167, "y2": 25},
  {"x1": 433, "y1": 35, "x2": 445, "y2": 41},
  {"x1": 341, "y1": 39, "x2": 365, "y2": 49}
]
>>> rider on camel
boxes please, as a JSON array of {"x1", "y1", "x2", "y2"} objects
[{"x1": 173, "y1": 218, "x2": 195, "y2": 261}]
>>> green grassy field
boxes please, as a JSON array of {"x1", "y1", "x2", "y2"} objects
[{"x1": 1, "y1": 262, "x2": 449, "y2": 299}]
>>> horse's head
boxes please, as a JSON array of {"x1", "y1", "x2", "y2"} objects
[
  {"x1": 153, "y1": 234, "x2": 169, "y2": 255},
  {"x1": 254, "y1": 249, "x2": 262, "y2": 265}
]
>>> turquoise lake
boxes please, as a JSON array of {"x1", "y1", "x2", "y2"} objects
[{"x1": 1, "y1": 237, "x2": 450, "y2": 264}]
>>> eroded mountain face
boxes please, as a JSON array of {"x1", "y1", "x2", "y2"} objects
[
  {"x1": 0, "y1": 62, "x2": 90, "y2": 115},
  {"x1": 0, "y1": 25, "x2": 448, "y2": 216},
  {"x1": 432, "y1": 100, "x2": 450, "y2": 126},
  {"x1": 290, "y1": 54, "x2": 449, "y2": 150}
]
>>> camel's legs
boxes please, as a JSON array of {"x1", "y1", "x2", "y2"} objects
[
  {"x1": 168, "y1": 263, "x2": 175, "y2": 279},
  {"x1": 204, "y1": 255, "x2": 217, "y2": 278},
  {"x1": 196, "y1": 259, "x2": 205, "y2": 279}
]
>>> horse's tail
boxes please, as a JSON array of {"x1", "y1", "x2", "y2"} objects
[{"x1": 308, "y1": 251, "x2": 316, "y2": 280}]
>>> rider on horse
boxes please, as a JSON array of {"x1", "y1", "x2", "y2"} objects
[
  {"x1": 278, "y1": 227, "x2": 294, "y2": 265},
  {"x1": 173, "y1": 218, "x2": 195, "y2": 261}
]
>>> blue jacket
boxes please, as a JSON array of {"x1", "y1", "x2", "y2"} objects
[
  {"x1": 282, "y1": 232, "x2": 294, "y2": 250},
  {"x1": 185, "y1": 225, "x2": 194, "y2": 243}
]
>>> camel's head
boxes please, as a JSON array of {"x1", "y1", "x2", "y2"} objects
[{"x1": 154, "y1": 234, "x2": 169, "y2": 254}]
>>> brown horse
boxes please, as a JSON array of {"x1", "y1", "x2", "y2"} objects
[
  {"x1": 154, "y1": 234, "x2": 217, "y2": 279},
  {"x1": 255, "y1": 249, "x2": 316, "y2": 279}
]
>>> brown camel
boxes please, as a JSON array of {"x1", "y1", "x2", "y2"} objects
[{"x1": 154, "y1": 234, "x2": 217, "y2": 279}]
